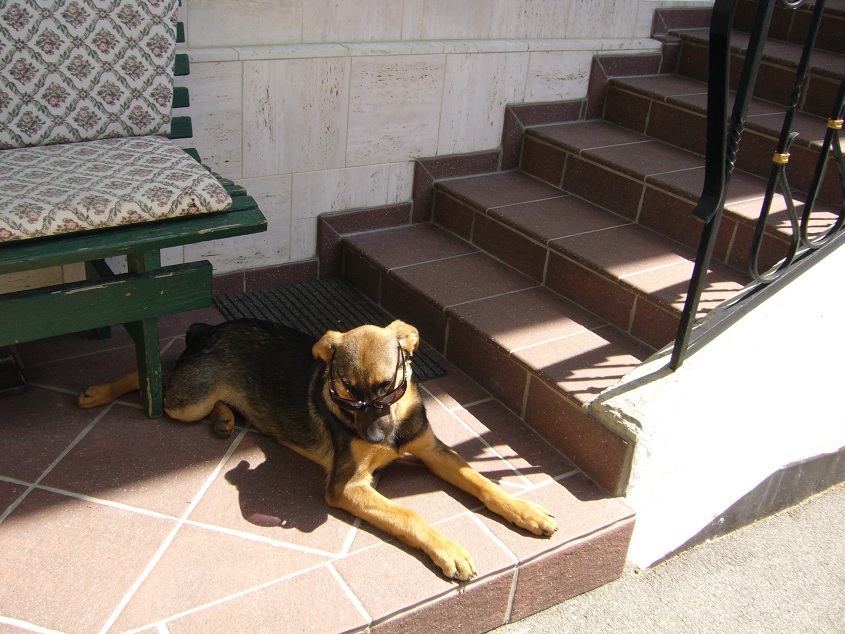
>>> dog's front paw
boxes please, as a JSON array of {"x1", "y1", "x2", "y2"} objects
[
  {"x1": 430, "y1": 537, "x2": 476, "y2": 582},
  {"x1": 491, "y1": 495, "x2": 557, "y2": 537},
  {"x1": 511, "y1": 497, "x2": 557, "y2": 536}
]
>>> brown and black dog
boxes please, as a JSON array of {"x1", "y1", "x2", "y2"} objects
[{"x1": 79, "y1": 318, "x2": 556, "y2": 580}]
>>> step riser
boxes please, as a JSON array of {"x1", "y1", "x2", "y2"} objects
[
  {"x1": 520, "y1": 135, "x2": 792, "y2": 275},
  {"x1": 734, "y1": 0, "x2": 845, "y2": 57},
  {"x1": 603, "y1": 84, "x2": 843, "y2": 206},
  {"x1": 676, "y1": 37, "x2": 841, "y2": 120},
  {"x1": 341, "y1": 246, "x2": 633, "y2": 495}
]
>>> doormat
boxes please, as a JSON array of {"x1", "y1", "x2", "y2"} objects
[{"x1": 213, "y1": 278, "x2": 446, "y2": 382}]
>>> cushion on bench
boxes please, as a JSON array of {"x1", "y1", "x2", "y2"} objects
[
  {"x1": 0, "y1": 0, "x2": 179, "y2": 149},
  {"x1": 0, "y1": 135, "x2": 233, "y2": 241}
]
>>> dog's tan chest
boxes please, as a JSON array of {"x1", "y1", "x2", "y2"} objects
[{"x1": 349, "y1": 438, "x2": 401, "y2": 475}]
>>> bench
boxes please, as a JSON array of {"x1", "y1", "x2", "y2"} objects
[{"x1": 0, "y1": 0, "x2": 267, "y2": 416}]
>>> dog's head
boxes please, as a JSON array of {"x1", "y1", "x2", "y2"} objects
[{"x1": 312, "y1": 320, "x2": 419, "y2": 444}]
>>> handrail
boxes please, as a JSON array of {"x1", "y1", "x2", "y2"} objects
[{"x1": 670, "y1": 0, "x2": 845, "y2": 369}]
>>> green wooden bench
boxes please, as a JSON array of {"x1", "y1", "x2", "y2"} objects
[{"x1": 0, "y1": 1, "x2": 266, "y2": 416}]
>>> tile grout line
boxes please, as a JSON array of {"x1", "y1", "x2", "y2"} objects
[
  {"x1": 0, "y1": 616, "x2": 64, "y2": 634},
  {"x1": 509, "y1": 323, "x2": 612, "y2": 355},
  {"x1": 503, "y1": 566, "x2": 520, "y2": 625},
  {"x1": 386, "y1": 250, "x2": 476, "y2": 274},
  {"x1": 542, "y1": 220, "x2": 633, "y2": 244},
  {"x1": 182, "y1": 518, "x2": 341, "y2": 559},
  {"x1": 0, "y1": 400, "x2": 114, "y2": 527},
  {"x1": 443, "y1": 284, "x2": 541, "y2": 312},
  {"x1": 446, "y1": 396, "x2": 495, "y2": 411},
  {"x1": 99, "y1": 424, "x2": 250, "y2": 634},
  {"x1": 467, "y1": 512, "x2": 519, "y2": 566},
  {"x1": 327, "y1": 563, "x2": 372, "y2": 626},
  {"x1": 421, "y1": 384, "x2": 533, "y2": 487},
  {"x1": 126, "y1": 562, "x2": 335, "y2": 634}
]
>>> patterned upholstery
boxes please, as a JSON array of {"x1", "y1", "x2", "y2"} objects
[
  {"x1": 0, "y1": 0, "x2": 234, "y2": 242},
  {"x1": 0, "y1": 0, "x2": 179, "y2": 149},
  {"x1": 0, "y1": 135, "x2": 232, "y2": 241}
]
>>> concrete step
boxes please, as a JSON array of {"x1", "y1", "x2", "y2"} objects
[
  {"x1": 341, "y1": 223, "x2": 652, "y2": 495},
  {"x1": 521, "y1": 119, "x2": 841, "y2": 275},
  {"x1": 675, "y1": 26, "x2": 845, "y2": 119},
  {"x1": 603, "y1": 73, "x2": 844, "y2": 206},
  {"x1": 432, "y1": 171, "x2": 747, "y2": 349}
]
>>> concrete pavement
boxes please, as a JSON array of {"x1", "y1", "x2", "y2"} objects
[{"x1": 495, "y1": 482, "x2": 845, "y2": 634}]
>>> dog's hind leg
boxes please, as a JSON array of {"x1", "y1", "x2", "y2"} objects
[
  {"x1": 78, "y1": 371, "x2": 140, "y2": 409},
  {"x1": 165, "y1": 394, "x2": 236, "y2": 438}
]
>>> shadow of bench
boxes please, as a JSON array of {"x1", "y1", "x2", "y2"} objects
[{"x1": 0, "y1": 0, "x2": 266, "y2": 416}]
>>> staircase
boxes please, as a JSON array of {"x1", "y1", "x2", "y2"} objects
[{"x1": 319, "y1": 0, "x2": 844, "y2": 500}]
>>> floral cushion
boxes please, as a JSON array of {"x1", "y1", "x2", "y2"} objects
[
  {"x1": 0, "y1": 0, "x2": 178, "y2": 149},
  {"x1": 0, "y1": 135, "x2": 233, "y2": 241}
]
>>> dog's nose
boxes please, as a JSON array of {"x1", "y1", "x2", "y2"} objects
[{"x1": 365, "y1": 423, "x2": 385, "y2": 443}]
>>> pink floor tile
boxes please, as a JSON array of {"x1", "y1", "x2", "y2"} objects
[
  {"x1": 334, "y1": 514, "x2": 516, "y2": 623},
  {"x1": 40, "y1": 403, "x2": 242, "y2": 517},
  {"x1": 188, "y1": 431, "x2": 358, "y2": 554},
  {"x1": 1, "y1": 308, "x2": 634, "y2": 632},
  {"x1": 0, "y1": 387, "x2": 101, "y2": 483},
  {"x1": 0, "y1": 489, "x2": 175, "y2": 633},
  {"x1": 112, "y1": 523, "x2": 331, "y2": 632},
  {"x1": 164, "y1": 566, "x2": 369, "y2": 634}
]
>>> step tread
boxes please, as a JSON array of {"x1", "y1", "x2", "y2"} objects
[
  {"x1": 436, "y1": 170, "x2": 748, "y2": 315},
  {"x1": 677, "y1": 27, "x2": 845, "y2": 77},
  {"x1": 526, "y1": 120, "x2": 840, "y2": 236},
  {"x1": 609, "y1": 73, "x2": 842, "y2": 151},
  {"x1": 343, "y1": 224, "x2": 653, "y2": 403}
]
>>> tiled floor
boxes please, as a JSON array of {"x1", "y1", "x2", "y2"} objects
[{"x1": 0, "y1": 307, "x2": 634, "y2": 634}]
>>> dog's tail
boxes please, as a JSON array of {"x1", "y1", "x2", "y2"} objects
[{"x1": 185, "y1": 322, "x2": 216, "y2": 349}]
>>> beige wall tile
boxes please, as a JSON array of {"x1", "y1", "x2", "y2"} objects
[
  {"x1": 174, "y1": 61, "x2": 243, "y2": 179},
  {"x1": 525, "y1": 50, "x2": 594, "y2": 102},
  {"x1": 301, "y1": 0, "x2": 403, "y2": 43},
  {"x1": 346, "y1": 55, "x2": 446, "y2": 166},
  {"x1": 438, "y1": 52, "x2": 529, "y2": 155},
  {"x1": 402, "y1": 0, "x2": 495, "y2": 40},
  {"x1": 185, "y1": 0, "x2": 303, "y2": 48},
  {"x1": 292, "y1": 165, "x2": 391, "y2": 221},
  {"x1": 242, "y1": 57, "x2": 350, "y2": 178},
  {"x1": 490, "y1": 0, "x2": 572, "y2": 39}
]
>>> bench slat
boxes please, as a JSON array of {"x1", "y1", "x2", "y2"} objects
[
  {"x1": 173, "y1": 86, "x2": 190, "y2": 109},
  {"x1": 0, "y1": 261, "x2": 212, "y2": 347},
  {"x1": 0, "y1": 199, "x2": 266, "y2": 274},
  {"x1": 175, "y1": 53, "x2": 189, "y2": 76},
  {"x1": 170, "y1": 116, "x2": 193, "y2": 139}
]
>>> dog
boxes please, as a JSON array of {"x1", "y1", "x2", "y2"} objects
[{"x1": 78, "y1": 318, "x2": 556, "y2": 580}]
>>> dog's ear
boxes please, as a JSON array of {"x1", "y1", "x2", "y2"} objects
[
  {"x1": 387, "y1": 320, "x2": 419, "y2": 356},
  {"x1": 312, "y1": 330, "x2": 342, "y2": 364}
]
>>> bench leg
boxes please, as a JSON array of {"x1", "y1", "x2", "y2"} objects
[
  {"x1": 126, "y1": 251, "x2": 164, "y2": 418},
  {"x1": 126, "y1": 318, "x2": 163, "y2": 417}
]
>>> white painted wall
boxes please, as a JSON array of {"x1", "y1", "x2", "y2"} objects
[{"x1": 590, "y1": 242, "x2": 845, "y2": 569}]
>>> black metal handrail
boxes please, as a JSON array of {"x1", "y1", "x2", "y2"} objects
[{"x1": 670, "y1": 0, "x2": 845, "y2": 369}]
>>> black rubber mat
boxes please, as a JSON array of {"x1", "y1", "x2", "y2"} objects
[{"x1": 214, "y1": 278, "x2": 446, "y2": 382}]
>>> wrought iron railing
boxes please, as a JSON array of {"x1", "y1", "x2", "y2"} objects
[{"x1": 670, "y1": 0, "x2": 845, "y2": 369}]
